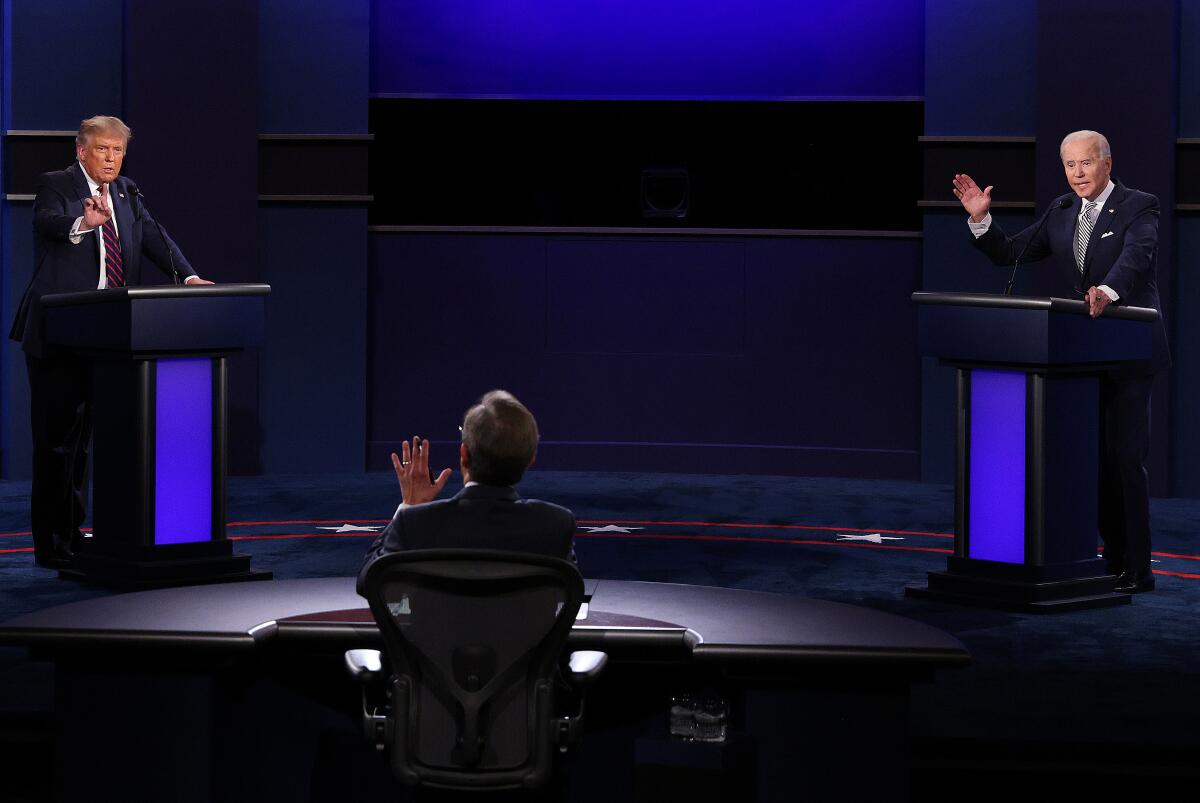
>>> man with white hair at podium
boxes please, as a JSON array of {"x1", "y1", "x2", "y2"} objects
[{"x1": 951, "y1": 129, "x2": 1170, "y2": 593}]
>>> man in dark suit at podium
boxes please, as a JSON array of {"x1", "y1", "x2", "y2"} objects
[
  {"x1": 951, "y1": 130, "x2": 1169, "y2": 593},
  {"x1": 357, "y1": 390, "x2": 576, "y2": 595},
  {"x1": 9, "y1": 115, "x2": 212, "y2": 569}
]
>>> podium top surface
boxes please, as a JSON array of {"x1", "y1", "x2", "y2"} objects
[
  {"x1": 41, "y1": 283, "x2": 271, "y2": 309},
  {"x1": 912, "y1": 291, "x2": 1157, "y2": 322}
]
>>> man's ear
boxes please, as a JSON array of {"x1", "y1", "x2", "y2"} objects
[
  {"x1": 459, "y1": 442, "x2": 470, "y2": 468},
  {"x1": 527, "y1": 448, "x2": 537, "y2": 470}
]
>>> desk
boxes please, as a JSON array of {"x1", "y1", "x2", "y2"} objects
[{"x1": 1, "y1": 579, "x2": 968, "y2": 802}]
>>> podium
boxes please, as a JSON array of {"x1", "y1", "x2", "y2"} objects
[
  {"x1": 905, "y1": 292, "x2": 1158, "y2": 611},
  {"x1": 40, "y1": 284, "x2": 271, "y2": 588}
]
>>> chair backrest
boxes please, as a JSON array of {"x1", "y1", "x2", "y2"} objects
[{"x1": 360, "y1": 548, "x2": 584, "y2": 790}]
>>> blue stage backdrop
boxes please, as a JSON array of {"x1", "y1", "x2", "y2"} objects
[
  {"x1": 367, "y1": 232, "x2": 923, "y2": 479},
  {"x1": 372, "y1": 0, "x2": 924, "y2": 99}
]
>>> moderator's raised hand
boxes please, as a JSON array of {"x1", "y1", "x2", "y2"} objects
[
  {"x1": 391, "y1": 436, "x2": 452, "y2": 506},
  {"x1": 952, "y1": 173, "x2": 993, "y2": 223}
]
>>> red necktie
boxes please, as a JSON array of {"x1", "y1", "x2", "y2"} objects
[{"x1": 102, "y1": 211, "x2": 124, "y2": 288}]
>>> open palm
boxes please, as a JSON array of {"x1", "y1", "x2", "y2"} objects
[{"x1": 952, "y1": 173, "x2": 993, "y2": 221}]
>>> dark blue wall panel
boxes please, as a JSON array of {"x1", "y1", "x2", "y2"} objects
[
  {"x1": 1, "y1": 205, "x2": 33, "y2": 479},
  {"x1": 545, "y1": 240, "x2": 746, "y2": 356},
  {"x1": 1184, "y1": 1, "x2": 1200, "y2": 136},
  {"x1": 259, "y1": 0, "x2": 369, "y2": 133},
  {"x1": 924, "y1": 0, "x2": 1037, "y2": 135},
  {"x1": 7, "y1": 0, "x2": 121, "y2": 130},
  {"x1": 372, "y1": 0, "x2": 924, "y2": 100},
  {"x1": 259, "y1": 207, "x2": 367, "y2": 473},
  {"x1": 1175, "y1": 218, "x2": 1200, "y2": 496},
  {"x1": 256, "y1": 1, "x2": 370, "y2": 473},
  {"x1": 1178, "y1": 2, "x2": 1200, "y2": 495},
  {"x1": 368, "y1": 233, "x2": 922, "y2": 479}
]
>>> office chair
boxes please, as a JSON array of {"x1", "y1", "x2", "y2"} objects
[{"x1": 346, "y1": 549, "x2": 607, "y2": 791}]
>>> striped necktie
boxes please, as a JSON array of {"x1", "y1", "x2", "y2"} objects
[
  {"x1": 102, "y1": 212, "x2": 124, "y2": 288},
  {"x1": 1073, "y1": 199, "x2": 1097, "y2": 275}
]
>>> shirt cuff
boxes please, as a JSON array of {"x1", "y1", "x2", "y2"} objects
[
  {"x1": 1098, "y1": 285, "x2": 1119, "y2": 302},
  {"x1": 68, "y1": 216, "x2": 92, "y2": 244},
  {"x1": 967, "y1": 213, "x2": 992, "y2": 238}
]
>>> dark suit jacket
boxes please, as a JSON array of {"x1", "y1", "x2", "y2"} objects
[
  {"x1": 9, "y1": 162, "x2": 197, "y2": 356},
  {"x1": 971, "y1": 181, "x2": 1170, "y2": 371},
  {"x1": 356, "y1": 484, "x2": 577, "y2": 596}
]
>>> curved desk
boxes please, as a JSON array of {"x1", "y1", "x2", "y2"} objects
[
  {"x1": 1, "y1": 579, "x2": 968, "y2": 802},
  {"x1": 1, "y1": 577, "x2": 967, "y2": 669}
]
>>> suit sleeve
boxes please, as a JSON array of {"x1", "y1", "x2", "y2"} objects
[
  {"x1": 134, "y1": 194, "x2": 197, "y2": 281},
  {"x1": 356, "y1": 516, "x2": 404, "y2": 597},
  {"x1": 32, "y1": 176, "x2": 80, "y2": 242},
  {"x1": 971, "y1": 209, "x2": 1058, "y2": 267},
  {"x1": 1098, "y1": 195, "x2": 1158, "y2": 301}
]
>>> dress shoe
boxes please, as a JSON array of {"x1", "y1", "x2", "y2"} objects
[
  {"x1": 34, "y1": 553, "x2": 73, "y2": 570},
  {"x1": 1113, "y1": 571, "x2": 1155, "y2": 593},
  {"x1": 34, "y1": 543, "x2": 74, "y2": 570}
]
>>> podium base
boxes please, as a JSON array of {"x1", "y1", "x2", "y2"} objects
[
  {"x1": 59, "y1": 545, "x2": 272, "y2": 590},
  {"x1": 906, "y1": 571, "x2": 1132, "y2": 613}
]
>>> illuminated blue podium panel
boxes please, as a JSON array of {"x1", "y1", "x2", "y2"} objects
[
  {"x1": 41, "y1": 285, "x2": 271, "y2": 587},
  {"x1": 906, "y1": 292, "x2": 1156, "y2": 612}
]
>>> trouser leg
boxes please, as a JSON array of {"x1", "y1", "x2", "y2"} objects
[{"x1": 27, "y1": 353, "x2": 92, "y2": 561}]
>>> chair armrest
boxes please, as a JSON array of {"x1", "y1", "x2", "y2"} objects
[
  {"x1": 344, "y1": 648, "x2": 384, "y2": 682},
  {"x1": 567, "y1": 650, "x2": 608, "y2": 685}
]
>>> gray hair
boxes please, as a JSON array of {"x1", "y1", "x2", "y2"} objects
[
  {"x1": 77, "y1": 115, "x2": 132, "y2": 148},
  {"x1": 1060, "y1": 130, "x2": 1110, "y2": 159},
  {"x1": 460, "y1": 390, "x2": 539, "y2": 487}
]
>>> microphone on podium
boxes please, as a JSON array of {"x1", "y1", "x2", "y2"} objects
[{"x1": 1004, "y1": 196, "x2": 1073, "y2": 296}]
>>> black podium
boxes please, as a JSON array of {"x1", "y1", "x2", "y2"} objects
[
  {"x1": 40, "y1": 284, "x2": 271, "y2": 588},
  {"x1": 905, "y1": 292, "x2": 1158, "y2": 612}
]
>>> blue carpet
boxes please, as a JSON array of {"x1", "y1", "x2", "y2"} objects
[{"x1": 2, "y1": 470, "x2": 1199, "y2": 780}]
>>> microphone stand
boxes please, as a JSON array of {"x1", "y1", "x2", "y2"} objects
[
  {"x1": 1003, "y1": 197, "x2": 1072, "y2": 296},
  {"x1": 128, "y1": 185, "x2": 182, "y2": 285}
]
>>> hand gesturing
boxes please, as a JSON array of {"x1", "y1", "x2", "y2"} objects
[
  {"x1": 391, "y1": 436, "x2": 452, "y2": 506},
  {"x1": 952, "y1": 173, "x2": 993, "y2": 222},
  {"x1": 82, "y1": 183, "x2": 113, "y2": 230}
]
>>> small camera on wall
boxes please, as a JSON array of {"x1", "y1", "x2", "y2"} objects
[{"x1": 640, "y1": 167, "x2": 690, "y2": 220}]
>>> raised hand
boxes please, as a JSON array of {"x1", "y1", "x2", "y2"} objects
[
  {"x1": 952, "y1": 173, "x2": 993, "y2": 222},
  {"x1": 82, "y1": 183, "x2": 113, "y2": 230},
  {"x1": 391, "y1": 436, "x2": 452, "y2": 506}
]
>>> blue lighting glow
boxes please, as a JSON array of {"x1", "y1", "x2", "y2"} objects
[
  {"x1": 372, "y1": 0, "x2": 924, "y2": 99},
  {"x1": 154, "y1": 358, "x2": 213, "y2": 545},
  {"x1": 968, "y1": 370, "x2": 1026, "y2": 564}
]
